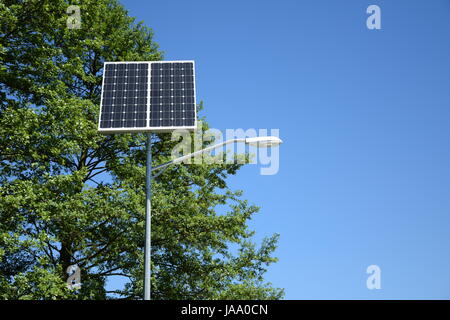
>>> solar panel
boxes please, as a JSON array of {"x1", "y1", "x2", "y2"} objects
[{"x1": 98, "y1": 61, "x2": 197, "y2": 133}]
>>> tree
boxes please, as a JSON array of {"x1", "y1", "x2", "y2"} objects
[{"x1": 0, "y1": 0, "x2": 284, "y2": 300}]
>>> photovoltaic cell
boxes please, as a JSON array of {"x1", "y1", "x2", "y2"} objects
[{"x1": 99, "y1": 61, "x2": 196, "y2": 133}]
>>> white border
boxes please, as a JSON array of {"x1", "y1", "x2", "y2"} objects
[
  {"x1": 98, "y1": 60, "x2": 197, "y2": 134},
  {"x1": 97, "y1": 61, "x2": 107, "y2": 131}
]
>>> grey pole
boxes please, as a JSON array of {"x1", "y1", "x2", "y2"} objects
[{"x1": 144, "y1": 133, "x2": 152, "y2": 300}]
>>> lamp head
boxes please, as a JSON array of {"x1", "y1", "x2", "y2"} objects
[{"x1": 245, "y1": 136, "x2": 283, "y2": 148}]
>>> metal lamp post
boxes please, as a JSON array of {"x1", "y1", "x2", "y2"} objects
[
  {"x1": 144, "y1": 133, "x2": 152, "y2": 300},
  {"x1": 143, "y1": 135, "x2": 283, "y2": 300}
]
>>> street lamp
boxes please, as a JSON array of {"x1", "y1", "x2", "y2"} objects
[
  {"x1": 143, "y1": 135, "x2": 283, "y2": 300},
  {"x1": 97, "y1": 60, "x2": 283, "y2": 301}
]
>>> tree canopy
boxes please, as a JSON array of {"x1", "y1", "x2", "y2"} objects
[{"x1": 0, "y1": 0, "x2": 283, "y2": 299}]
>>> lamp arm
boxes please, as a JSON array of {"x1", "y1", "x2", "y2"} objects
[{"x1": 151, "y1": 138, "x2": 245, "y2": 173}]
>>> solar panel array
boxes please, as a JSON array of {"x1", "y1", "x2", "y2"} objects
[{"x1": 99, "y1": 61, "x2": 196, "y2": 133}]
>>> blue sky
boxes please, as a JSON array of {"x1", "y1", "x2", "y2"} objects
[{"x1": 117, "y1": 0, "x2": 450, "y2": 299}]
